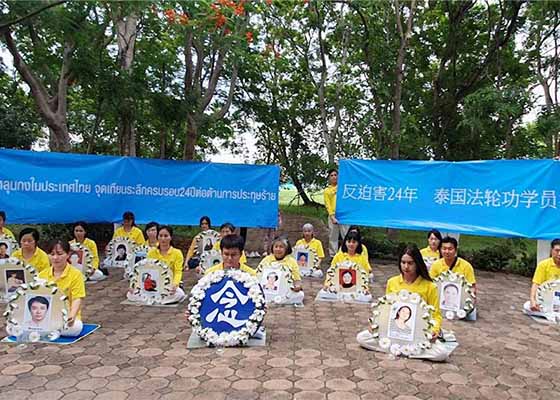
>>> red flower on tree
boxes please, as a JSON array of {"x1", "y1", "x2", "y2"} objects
[
  {"x1": 246, "y1": 31, "x2": 254, "y2": 43},
  {"x1": 215, "y1": 13, "x2": 227, "y2": 28},
  {"x1": 179, "y1": 14, "x2": 189, "y2": 25},
  {"x1": 164, "y1": 9, "x2": 176, "y2": 23}
]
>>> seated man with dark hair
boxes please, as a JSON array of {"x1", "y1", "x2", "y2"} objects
[
  {"x1": 429, "y1": 236, "x2": 477, "y2": 320},
  {"x1": 205, "y1": 234, "x2": 255, "y2": 276},
  {"x1": 524, "y1": 238, "x2": 560, "y2": 317}
]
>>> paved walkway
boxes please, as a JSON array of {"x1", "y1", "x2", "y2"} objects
[{"x1": 1, "y1": 258, "x2": 558, "y2": 400}]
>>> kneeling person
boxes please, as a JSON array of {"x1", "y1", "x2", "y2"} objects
[
  {"x1": 524, "y1": 238, "x2": 560, "y2": 317},
  {"x1": 39, "y1": 240, "x2": 86, "y2": 337}
]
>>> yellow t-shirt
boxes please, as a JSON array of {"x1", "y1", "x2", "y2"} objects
[
  {"x1": 295, "y1": 238, "x2": 325, "y2": 259},
  {"x1": 70, "y1": 238, "x2": 100, "y2": 269},
  {"x1": 324, "y1": 185, "x2": 337, "y2": 216},
  {"x1": 147, "y1": 247, "x2": 184, "y2": 286},
  {"x1": 420, "y1": 247, "x2": 440, "y2": 269},
  {"x1": 112, "y1": 226, "x2": 146, "y2": 245},
  {"x1": 386, "y1": 275, "x2": 441, "y2": 335},
  {"x1": 39, "y1": 264, "x2": 86, "y2": 320},
  {"x1": 429, "y1": 257, "x2": 476, "y2": 284},
  {"x1": 259, "y1": 254, "x2": 302, "y2": 281},
  {"x1": 12, "y1": 247, "x2": 50, "y2": 273},
  {"x1": 331, "y1": 251, "x2": 371, "y2": 273},
  {"x1": 335, "y1": 244, "x2": 368, "y2": 260},
  {"x1": 213, "y1": 240, "x2": 247, "y2": 264},
  {"x1": 0, "y1": 227, "x2": 15, "y2": 239},
  {"x1": 532, "y1": 257, "x2": 560, "y2": 285},
  {"x1": 205, "y1": 262, "x2": 256, "y2": 276}
]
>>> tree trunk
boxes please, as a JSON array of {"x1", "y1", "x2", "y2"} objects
[
  {"x1": 159, "y1": 129, "x2": 166, "y2": 159},
  {"x1": 183, "y1": 113, "x2": 198, "y2": 160}
]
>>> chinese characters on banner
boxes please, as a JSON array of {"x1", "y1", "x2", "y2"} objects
[
  {"x1": 336, "y1": 159, "x2": 560, "y2": 239},
  {"x1": 200, "y1": 278, "x2": 255, "y2": 334}
]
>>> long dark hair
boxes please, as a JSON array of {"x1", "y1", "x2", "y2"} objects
[
  {"x1": 341, "y1": 230, "x2": 363, "y2": 255},
  {"x1": 427, "y1": 229, "x2": 443, "y2": 257},
  {"x1": 399, "y1": 244, "x2": 432, "y2": 282}
]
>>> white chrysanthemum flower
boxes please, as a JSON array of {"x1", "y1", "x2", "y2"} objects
[
  {"x1": 401, "y1": 345, "x2": 412, "y2": 356},
  {"x1": 398, "y1": 290, "x2": 409, "y2": 301},
  {"x1": 445, "y1": 311, "x2": 455, "y2": 320},
  {"x1": 48, "y1": 330, "x2": 61, "y2": 341},
  {"x1": 425, "y1": 332, "x2": 433, "y2": 340},
  {"x1": 409, "y1": 293, "x2": 421, "y2": 304},
  {"x1": 273, "y1": 296, "x2": 283, "y2": 304},
  {"x1": 28, "y1": 331, "x2": 41, "y2": 342},
  {"x1": 457, "y1": 309, "x2": 467, "y2": 319},
  {"x1": 379, "y1": 337, "x2": 391, "y2": 349},
  {"x1": 389, "y1": 343, "x2": 401, "y2": 356}
]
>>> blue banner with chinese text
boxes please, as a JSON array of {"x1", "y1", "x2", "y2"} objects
[
  {"x1": 337, "y1": 159, "x2": 560, "y2": 239},
  {"x1": 0, "y1": 149, "x2": 279, "y2": 228}
]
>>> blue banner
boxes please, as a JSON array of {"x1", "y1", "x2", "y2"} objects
[
  {"x1": 337, "y1": 159, "x2": 560, "y2": 239},
  {"x1": 0, "y1": 149, "x2": 279, "y2": 228}
]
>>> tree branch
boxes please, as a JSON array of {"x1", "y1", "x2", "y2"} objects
[{"x1": 0, "y1": 0, "x2": 66, "y2": 33}]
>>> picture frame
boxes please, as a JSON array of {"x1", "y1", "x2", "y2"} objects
[
  {"x1": 128, "y1": 258, "x2": 174, "y2": 305},
  {"x1": 323, "y1": 260, "x2": 370, "y2": 301},
  {"x1": 433, "y1": 270, "x2": 475, "y2": 320},
  {"x1": 4, "y1": 278, "x2": 69, "y2": 341},
  {"x1": 195, "y1": 230, "x2": 220, "y2": 258},
  {"x1": 256, "y1": 261, "x2": 293, "y2": 304},
  {"x1": 199, "y1": 249, "x2": 223, "y2": 273},
  {"x1": 69, "y1": 243, "x2": 94, "y2": 281},
  {"x1": 536, "y1": 279, "x2": 560, "y2": 318},
  {"x1": 367, "y1": 290, "x2": 437, "y2": 357},
  {"x1": 0, "y1": 234, "x2": 19, "y2": 259},
  {"x1": 106, "y1": 237, "x2": 136, "y2": 279},
  {"x1": 0, "y1": 258, "x2": 37, "y2": 303},
  {"x1": 292, "y1": 245, "x2": 320, "y2": 277}
]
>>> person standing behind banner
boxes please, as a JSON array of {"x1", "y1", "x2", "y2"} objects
[
  {"x1": 112, "y1": 211, "x2": 146, "y2": 245},
  {"x1": 146, "y1": 225, "x2": 186, "y2": 304},
  {"x1": 12, "y1": 228, "x2": 50, "y2": 273},
  {"x1": 429, "y1": 236, "x2": 477, "y2": 320},
  {"x1": 0, "y1": 211, "x2": 15, "y2": 239},
  {"x1": 70, "y1": 221, "x2": 106, "y2": 281},
  {"x1": 324, "y1": 168, "x2": 349, "y2": 257},
  {"x1": 420, "y1": 229, "x2": 442, "y2": 270}
]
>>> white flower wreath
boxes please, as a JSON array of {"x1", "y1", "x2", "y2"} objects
[
  {"x1": 324, "y1": 260, "x2": 370, "y2": 297},
  {"x1": 188, "y1": 269, "x2": 266, "y2": 347},
  {"x1": 0, "y1": 258, "x2": 37, "y2": 302},
  {"x1": 368, "y1": 290, "x2": 435, "y2": 357},
  {"x1": 4, "y1": 278, "x2": 69, "y2": 342},
  {"x1": 292, "y1": 244, "x2": 320, "y2": 275},
  {"x1": 0, "y1": 234, "x2": 19, "y2": 256},
  {"x1": 128, "y1": 259, "x2": 174, "y2": 305},
  {"x1": 194, "y1": 230, "x2": 220, "y2": 257},
  {"x1": 69, "y1": 243, "x2": 94, "y2": 280},
  {"x1": 433, "y1": 270, "x2": 475, "y2": 319},
  {"x1": 107, "y1": 237, "x2": 136, "y2": 277},
  {"x1": 199, "y1": 249, "x2": 223, "y2": 274},
  {"x1": 536, "y1": 279, "x2": 560, "y2": 319},
  {"x1": 256, "y1": 260, "x2": 295, "y2": 303}
]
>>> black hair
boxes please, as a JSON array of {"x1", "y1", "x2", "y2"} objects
[
  {"x1": 427, "y1": 229, "x2": 443, "y2": 256},
  {"x1": 267, "y1": 272, "x2": 278, "y2": 281},
  {"x1": 28, "y1": 296, "x2": 49, "y2": 311},
  {"x1": 395, "y1": 305, "x2": 412, "y2": 322},
  {"x1": 73, "y1": 221, "x2": 89, "y2": 237},
  {"x1": 220, "y1": 234, "x2": 245, "y2": 252},
  {"x1": 19, "y1": 227, "x2": 40, "y2": 244},
  {"x1": 123, "y1": 211, "x2": 135, "y2": 223},
  {"x1": 145, "y1": 221, "x2": 159, "y2": 237},
  {"x1": 348, "y1": 225, "x2": 361, "y2": 234},
  {"x1": 327, "y1": 168, "x2": 337, "y2": 177},
  {"x1": 443, "y1": 283, "x2": 459, "y2": 294},
  {"x1": 270, "y1": 236, "x2": 292, "y2": 258},
  {"x1": 399, "y1": 244, "x2": 432, "y2": 282},
  {"x1": 157, "y1": 225, "x2": 174, "y2": 246},
  {"x1": 200, "y1": 216, "x2": 211, "y2": 227},
  {"x1": 116, "y1": 244, "x2": 126, "y2": 252},
  {"x1": 46, "y1": 239, "x2": 70, "y2": 254},
  {"x1": 341, "y1": 230, "x2": 363, "y2": 254},
  {"x1": 441, "y1": 236, "x2": 458, "y2": 250},
  {"x1": 551, "y1": 239, "x2": 560, "y2": 248},
  {"x1": 0, "y1": 242, "x2": 8, "y2": 249},
  {"x1": 0, "y1": 211, "x2": 5, "y2": 221},
  {"x1": 219, "y1": 222, "x2": 235, "y2": 232}
]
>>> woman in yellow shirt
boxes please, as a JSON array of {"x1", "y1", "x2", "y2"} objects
[
  {"x1": 295, "y1": 223, "x2": 325, "y2": 278},
  {"x1": 112, "y1": 211, "x2": 146, "y2": 245},
  {"x1": 12, "y1": 228, "x2": 50, "y2": 273},
  {"x1": 0, "y1": 211, "x2": 15, "y2": 239},
  {"x1": 144, "y1": 221, "x2": 160, "y2": 249},
  {"x1": 420, "y1": 229, "x2": 442, "y2": 270},
  {"x1": 357, "y1": 245, "x2": 455, "y2": 360},
  {"x1": 146, "y1": 225, "x2": 186, "y2": 304},
  {"x1": 258, "y1": 237, "x2": 304, "y2": 305},
  {"x1": 70, "y1": 221, "x2": 105, "y2": 281},
  {"x1": 39, "y1": 239, "x2": 86, "y2": 336},
  {"x1": 331, "y1": 231, "x2": 371, "y2": 274}
]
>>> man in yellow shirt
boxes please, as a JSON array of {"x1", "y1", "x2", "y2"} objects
[
  {"x1": 524, "y1": 239, "x2": 560, "y2": 317},
  {"x1": 429, "y1": 236, "x2": 477, "y2": 320},
  {"x1": 205, "y1": 234, "x2": 256, "y2": 276},
  {"x1": 324, "y1": 168, "x2": 349, "y2": 257}
]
